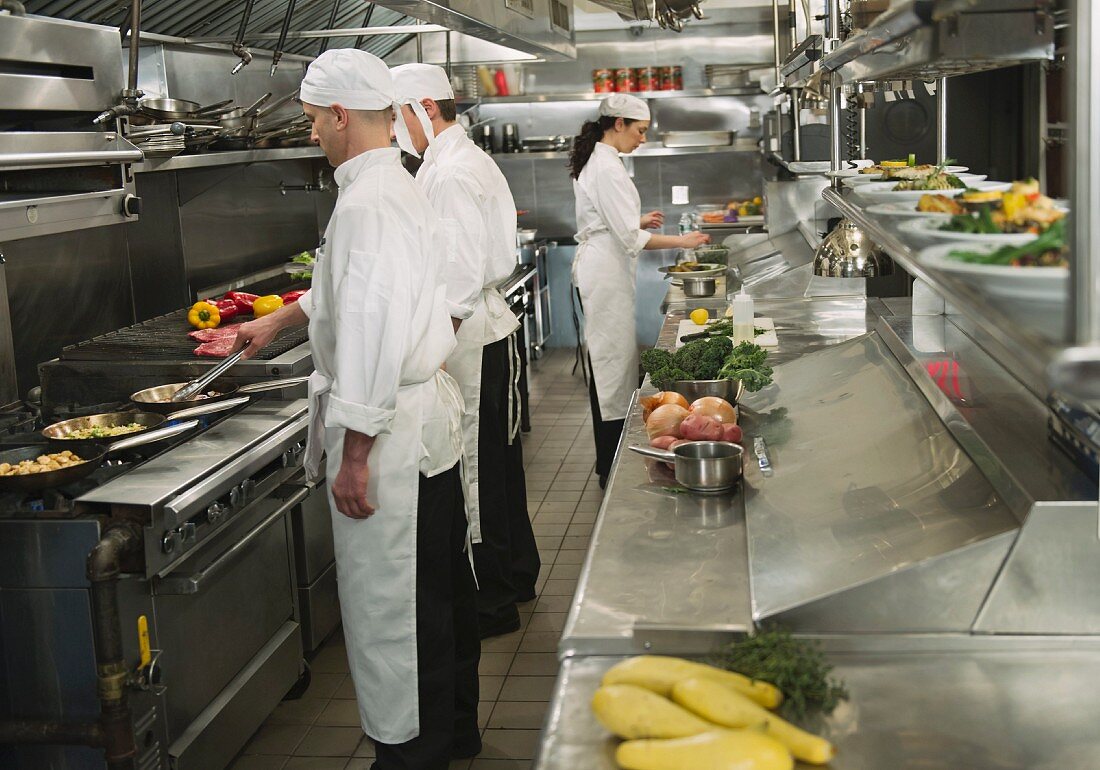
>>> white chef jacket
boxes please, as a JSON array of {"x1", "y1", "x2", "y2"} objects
[
  {"x1": 298, "y1": 146, "x2": 465, "y2": 743},
  {"x1": 417, "y1": 124, "x2": 520, "y2": 346},
  {"x1": 574, "y1": 142, "x2": 650, "y2": 259}
]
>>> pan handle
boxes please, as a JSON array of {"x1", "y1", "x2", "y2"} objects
[
  {"x1": 628, "y1": 445, "x2": 676, "y2": 462},
  {"x1": 238, "y1": 376, "x2": 310, "y2": 394},
  {"x1": 165, "y1": 396, "x2": 251, "y2": 420},
  {"x1": 106, "y1": 420, "x2": 199, "y2": 454}
]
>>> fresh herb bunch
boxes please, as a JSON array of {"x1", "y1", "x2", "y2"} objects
[
  {"x1": 708, "y1": 627, "x2": 848, "y2": 721},
  {"x1": 718, "y1": 341, "x2": 773, "y2": 392},
  {"x1": 689, "y1": 319, "x2": 767, "y2": 339}
]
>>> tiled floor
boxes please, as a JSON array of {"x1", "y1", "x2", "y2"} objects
[{"x1": 232, "y1": 349, "x2": 598, "y2": 770}]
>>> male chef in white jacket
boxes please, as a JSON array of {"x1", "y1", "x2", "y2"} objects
[
  {"x1": 392, "y1": 63, "x2": 541, "y2": 639},
  {"x1": 230, "y1": 50, "x2": 482, "y2": 767}
]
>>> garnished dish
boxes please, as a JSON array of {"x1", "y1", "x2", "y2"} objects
[
  {"x1": 858, "y1": 157, "x2": 915, "y2": 175},
  {"x1": 946, "y1": 218, "x2": 1067, "y2": 267},
  {"x1": 667, "y1": 261, "x2": 719, "y2": 274},
  {"x1": 63, "y1": 423, "x2": 145, "y2": 440},
  {"x1": 892, "y1": 163, "x2": 966, "y2": 191},
  {"x1": 937, "y1": 179, "x2": 1064, "y2": 235},
  {"x1": 0, "y1": 451, "x2": 85, "y2": 476}
]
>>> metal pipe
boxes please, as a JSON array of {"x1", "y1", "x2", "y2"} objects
[
  {"x1": 935, "y1": 76, "x2": 947, "y2": 163},
  {"x1": 190, "y1": 23, "x2": 447, "y2": 44},
  {"x1": 0, "y1": 1, "x2": 27, "y2": 14},
  {"x1": 829, "y1": 72, "x2": 843, "y2": 177},
  {"x1": 87, "y1": 524, "x2": 142, "y2": 770},
  {"x1": 354, "y1": 4, "x2": 375, "y2": 49},
  {"x1": 1070, "y1": 0, "x2": 1098, "y2": 343},
  {"x1": 857, "y1": 83, "x2": 867, "y2": 159},
  {"x1": 126, "y1": 0, "x2": 141, "y2": 93},
  {"x1": 270, "y1": 0, "x2": 299, "y2": 76},
  {"x1": 231, "y1": 0, "x2": 256, "y2": 74},
  {"x1": 790, "y1": 88, "x2": 802, "y2": 161},
  {"x1": 318, "y1": 0, "x2": 342, "y2": 55},
  {"x1": 0, "y1": 721, "x2": 103, "y2": 747},
  {"x1": 772, "y1": 0, "x2": 782, "y2": 89},
  {"x1": 416, "y1": 22, "x2": 423, "y2": 62},
  {"x1": 827, "y1": 0, "x2": 841, "y2": 38}
]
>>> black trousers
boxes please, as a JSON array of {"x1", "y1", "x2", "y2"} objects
[
  {"x1": 473, "y1": 336, "x2": 541, "y2": 628},
  {"x1": 372, "y1": 466, "x2": 481, "y2": 770},
  {"x1": 588, "y1": 356, "x2": 626, "y2": 480}
]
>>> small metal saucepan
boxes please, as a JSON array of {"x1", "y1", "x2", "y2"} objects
[
  {"x1": 42, "y1": 396, "x2": 251, "y2": 446},
  {"x1": 129, "y1": 376, "x2": 310, "y2": 415},
  {"x1": 681, "y1": 275, "x2": 717, "y2": 298},
  {"x1": 630, "y1": 441, "x2": 744, "y2": 493},
  {"x1": 0, "y1": 420, "x2": 200, "y2": 493}
]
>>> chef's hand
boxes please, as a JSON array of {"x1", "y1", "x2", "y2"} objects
[
  {"x1": 333, "y1": 431, "x2": 376, "y2": 519},
  {"x1": 679, "y1": 231, "x2": 711, "y2": 249},
  {"x1": 230, "y1": 301, "x2": 308, "y2": 359},
  {"x1": 641, "y1": 210, "x2": 665, "y2": 229}
]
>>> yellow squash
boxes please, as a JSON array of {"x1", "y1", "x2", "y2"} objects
[
  {"x1": 616, "y1": 730, "x2": 793, "y2": 770},
  {"x1": 671, "y1": 678, "x2": 835, "y2": 765},
  {"x1": 591, "y1": 684, "x2": 713, "y2": 740},
  {"x1": 602, "y1": 656, "x2": 783, "y2": 710}
]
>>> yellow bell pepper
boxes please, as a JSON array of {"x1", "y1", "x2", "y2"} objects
[
  {"x1": 187, "y1": 301, "x2": 220, "y2": 330},
  {"x1": 252, "y1": 295, "x2": 284, "y2": 318}
]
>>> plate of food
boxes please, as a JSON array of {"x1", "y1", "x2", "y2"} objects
[
  {"x1": 854, "y1": 178, "x2": 1010, "y2": 204},
  {"x1": 918, "y1": 219, "x2": 1068, "y2": 305},
  {"x1": 899, "y1": 181, "x2": 1066, "y2": 244},
  {"x1": 827, "y1": 157, "x2": 966, "y2": 179},
  {"x1": 698, "y1": 197, "x2": 764, "y2": 225},
  {"x1": 844, "y1": 171, "x2": 982, "y2": 188},
  {"x1": 658, "y1": 262, "x2": 725, "y2": 279},
  {"x1": 865, "y1": 201, "x2": 954, "y2": 218}
]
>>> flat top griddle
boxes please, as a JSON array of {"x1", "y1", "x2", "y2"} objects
[{"x1": 59, "y1": 309, "x2": 308, "y2": 362}]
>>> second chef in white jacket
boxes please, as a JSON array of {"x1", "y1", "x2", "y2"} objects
[
  {"x1": 392, "y1": 63, "x2": 541, "y2": 639},
  {"x1": 570, "y1": 94, "x2": 709, "y2": 488},
  {"x1": 230, "y1": 50, "x2": 481, "y2": 767}
]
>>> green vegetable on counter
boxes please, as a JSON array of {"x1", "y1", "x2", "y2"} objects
[
  {"x1": 948, "y1": 218, "x2": 1067, "y2": 266},
  {"x1": 718, "y1": 341, "x2": 773, "y2": 392},
  {"x1": 641, "y1": 337, "x2": 732, "y2": 389},
  {"x1": 708, "y1": 627, "x2": 848, "y2": 722}
]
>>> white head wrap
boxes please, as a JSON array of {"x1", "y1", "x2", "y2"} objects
[
  {"x1": 298, "y1": 49, "x2": 417, "y2": 155},
  {"x1": 390, "y1": 63, "x2": 456, "y2": 158},
  {"x1": 598, "y1": 93, "x2": 651, "y2": 121}
]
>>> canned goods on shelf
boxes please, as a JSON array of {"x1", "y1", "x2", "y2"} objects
[
  {"x1": 659, "y1": 66, "x2": 675, "y2": 91},
  {"x1": 635, "y1": 66, "x2": 659, "y2": 93},
  {"x1": 593, "y1": 68, "x2": 614, "y2": 93},
  {"x1": 672, "y1": 65, "x2": 684, "y2": 90},
  {"x1": 615, "y1": 67, "x2": 637, "y2": 93}
]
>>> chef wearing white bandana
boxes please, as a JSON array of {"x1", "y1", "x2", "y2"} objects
[
  {"x1": 569, "y1": 94, "x2": 710, "y2": 487},
  {"x1": 230, "y1": 50, "x2": 481, "y2": 767},
  {"x1": 392, "y1": 63, "x2": 540, "y2": 639}
]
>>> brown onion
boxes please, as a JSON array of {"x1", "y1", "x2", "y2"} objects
[
  {"x1": 690, "y1": 396, "x2": 738, "y2": 424},
  {"x1": 645, "y1": 403, "x2": 689, "y2": 441}
]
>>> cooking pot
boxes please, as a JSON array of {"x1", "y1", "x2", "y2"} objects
[
  {"x1": 630, "y1": 441, "x2": 744, "y2": 493},
  {"x1": 681, "y1": 276, "x2": 716, "y2": 298}
]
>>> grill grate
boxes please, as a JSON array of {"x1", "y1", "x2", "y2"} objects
[{"x1": 60, "y1": 309, "x2": 308, "y2": 362}]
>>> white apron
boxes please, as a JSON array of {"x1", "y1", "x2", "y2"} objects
[
  {"x1": 305, "y1": 368, "x2": 463, "y2": 744},
  {"x1": 443, "y1": 288, "x2": 518, "y2": 544},
  {"x1": 573, "y1": 231, "x2": 639, "y2": 422}
]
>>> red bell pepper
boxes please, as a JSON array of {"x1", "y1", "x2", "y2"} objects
[
  {"x1": 224, "y1": 291, "x2": 259, "y2": 313},
  {"x1": 281, "y1": 290, "x2": 307, "y2": 305},
  {"x1": 206, "y1": 298, "x2": 241, "y2": 322}
]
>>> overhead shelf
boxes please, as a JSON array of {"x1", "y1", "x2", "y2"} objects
[
  {"x1": 135, "y1": 146, "x2": 325, "y2": 173},
  {"x1": 822, "y1": 0, "x2": 1053, "y2": 84},
  {"x1": 491, "y1": 141, "x2": 760, "y2": 161},
  {"x1": 468, "y1": 86, "x2": 766, "y2": 105}
]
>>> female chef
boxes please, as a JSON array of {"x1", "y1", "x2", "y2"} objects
[{"x1": 570, "y1": 93, "x2": 709, "y2": 489}]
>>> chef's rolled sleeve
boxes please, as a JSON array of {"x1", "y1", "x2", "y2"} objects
[
  {"x1": 297, "y1": 288, "x2": 315, "y2": 318},
  {"x1": 434, "y1": 172, "x2": 487, "y2": 320}
]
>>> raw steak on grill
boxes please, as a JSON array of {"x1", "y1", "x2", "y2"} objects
[
  {"x1": 188, "y1": 326, "x2": 240, "y2": 343},
  {"x1": 194, "y1": 336, "x2": 238, "y2": 358}
]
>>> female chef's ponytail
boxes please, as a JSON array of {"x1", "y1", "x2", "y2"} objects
[{"x1": 569, "y1": 115, "x2": 636, "y2": 179}]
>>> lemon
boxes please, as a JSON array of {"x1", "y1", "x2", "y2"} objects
[{"x1": 690, "y1": 308, "x2": 709, "y2": 326}]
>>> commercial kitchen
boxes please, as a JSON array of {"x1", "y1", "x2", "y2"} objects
[{"x1": 0, "y1": 0, "x2": 1097, "y2": 768}]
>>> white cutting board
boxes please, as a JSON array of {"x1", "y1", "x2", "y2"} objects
[{"x1": 675, "y1": 317, "x2": 779, "y2": 348}]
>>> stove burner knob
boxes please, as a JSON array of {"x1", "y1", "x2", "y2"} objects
[
  {"x1": 242, "y1": 479, "x2": 257, "y2": 502},
  {"x1": 207, "y1": 502, "x2": 226, "y2": 524},
  {"x1": 229, "y1": 486, "x2": 242, "y2": 508},
  {"x1": 161, "y1": 530, "x2": 179, "y2": 554},
  {"x1": 180, "y1": 522, "x2": 197, "y2": 544}
]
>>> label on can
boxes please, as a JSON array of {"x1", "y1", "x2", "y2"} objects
[
  {"x1": 593, "y1": 68, "x2": 614, "y2": 93},
  {"x1": 659, "y1": 66, "x2": 675, "y2": 91},
  {"x1": 615, "y1": 67, "x2": 637, "y2": 93},
  {"x1": 672, "y1": 66, "x2": 684, "y2": 90},
  {"x1": 635, "y1": 66, "x2": 659, "y2": 93}
]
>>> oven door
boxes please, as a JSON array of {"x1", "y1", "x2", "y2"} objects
[{"x1": 153, "y1": 482, "x2": 308, "y2": 770}]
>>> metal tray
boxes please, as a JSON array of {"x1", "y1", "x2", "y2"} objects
[{"x1": 659, "y1": 130, "x2": 736, "y2": 148}]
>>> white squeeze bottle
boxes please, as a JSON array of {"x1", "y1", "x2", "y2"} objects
[{"x1": 732, "y1": 288, "x2": 754, "y2": 344}]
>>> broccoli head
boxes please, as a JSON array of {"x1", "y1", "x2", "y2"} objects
[
  {"x1": 673, "y1": 337, "x2": 734, "y2": 380},
  {"x1": 640, "y1": 348, "x2": 674, "y2": 377}
]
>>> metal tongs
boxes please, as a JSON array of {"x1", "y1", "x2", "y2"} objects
[{"x1": 171, "y1": 350, "x2": 245, "y2": 403}]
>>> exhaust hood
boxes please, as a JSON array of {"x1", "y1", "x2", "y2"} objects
[{"x1": 373, "y1": 0, "x2": 576, "y2": 60}]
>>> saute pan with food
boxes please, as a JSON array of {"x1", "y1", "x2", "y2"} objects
[
  {"x1": 129, "y1": 376, "x2": 310, "y2": 415},
  {"x1": 0, "y1": 420, "x2": 199, "y2": 493},
  {"x1": 41, "y1": 396, "x2": 251, "y2": 446}
]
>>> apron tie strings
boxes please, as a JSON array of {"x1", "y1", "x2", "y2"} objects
[
  {"x1": 507, "y1": 332, "x2": 522, "y2": 445},
  {"x1": 570, "y1": 284, "x2": 589, "y2": 386}
]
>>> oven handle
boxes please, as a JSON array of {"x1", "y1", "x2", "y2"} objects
[{"x1": 157, "y1": 486, "x2": 310, "y2": 595}]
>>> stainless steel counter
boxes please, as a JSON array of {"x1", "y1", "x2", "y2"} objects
[
  {"x1": 536, "y1": 635, "x2": 1100, "y2": 770},
  {"x1": 136, "y1": 146, "x2": 325, "y2": 173}
]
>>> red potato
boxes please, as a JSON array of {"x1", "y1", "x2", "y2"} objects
[
  {"x1": 650, "y1": 435, "x2": 679, "y2": 450},
  {"x1": 679, "y1": 413, "x2": 724, "y2": 441},
  {"x1": 721, "y1": 423, "x2": 743, "y2": 444}
]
